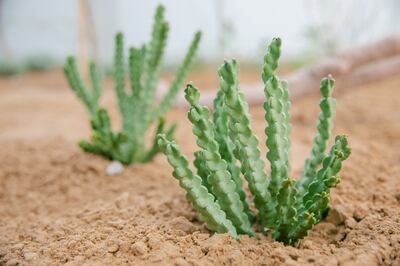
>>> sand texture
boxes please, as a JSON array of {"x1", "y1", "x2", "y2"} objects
[{"x1": 0, "y1": 71, "x2": 399, "y2": 265}]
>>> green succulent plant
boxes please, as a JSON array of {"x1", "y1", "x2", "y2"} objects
[
  {"x1": 64, "y1": 5, "x2": 201, "y2": 165},
  {"x1": 158, "y1": 38, "x2": 350, "y2": 245}
]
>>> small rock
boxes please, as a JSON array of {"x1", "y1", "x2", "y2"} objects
[
  {"x1": 24, "y1": 252, "x2": 37, "y2": 261},
  {"x1": 106, "y1": 161, "x2": 124, "y2": 176},
  {"x1": 131, "y1": 241, "x2": 148, "y2": 256},
  {"x1": 6, "y1": 259, "x2": 19, "y2": 266}
]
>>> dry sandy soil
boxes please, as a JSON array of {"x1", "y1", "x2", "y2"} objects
[{"x1": 0, "y1": 70, "x2": 399, "y2": 265}]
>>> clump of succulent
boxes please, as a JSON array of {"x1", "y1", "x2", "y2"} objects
[
  {"x1": 64, "y1": 5, "x2": 201, "y2": 165},
  {"x1": 158, "y1": 38, "x2": 350, "y2": 245}
]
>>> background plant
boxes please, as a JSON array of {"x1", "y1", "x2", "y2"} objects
[
  {"x1": 64, "y1": 5, "x2": 201, "y2": 165},
  {"x1": 158, "y1": 38, "x2": 350, "y2": 245}
]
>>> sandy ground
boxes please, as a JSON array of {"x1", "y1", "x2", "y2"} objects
[{"x1": 0, "y1": 70, "x2": 399, "y2": 265}]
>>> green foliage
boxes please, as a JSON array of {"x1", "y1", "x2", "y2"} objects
[
  {"x1": 158, "y1": 38, "x2": 351, "y2": 245},
  {"x1": 298, "y1": 76, "x2": 336, "y2": 195},
  {"x1": 25, "y1": 55, "x2": 54, "y2": 71},
  {"x1": 0, "y1": 55, "x2": 54, "y2": 77},
  {"x1": 64, "y1": 5, "x2": 201, "y2": 165},
  {"x1": 0, "y1": 60, "x2": 21, "y2": 76}
]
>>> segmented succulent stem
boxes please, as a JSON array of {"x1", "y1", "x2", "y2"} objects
[
  {"x1": 218, "y1": 60, "x2": 274, "y2": 223},
  {"x1": 273, "y1": 178, "x2": 298, "y2": 242},
  {"x1": 152, "y1": 31, "x2": 202, "y2": 122},
  {"x1": 262, "y1": 38, "x2": 290, "y2": 197},
  {"x1": 141, "y1": 118, "x2": 176, "y2": 162},
  {"x1": 213, "y1": 90, "x2": 255, "y2": 223},
  {"x1": 185, "y1": 84, "x2": 254, "y2": 236},
  {"x1": 129, "y1": 46, "x2": 146, "y2": 98},
  {"x1": 287, "y1": 212, "x2": 316, "y2": 244},
  {"x1": 79, "y1": 109, "x2": 130, "y2": 164},
  {"x1": 280, "y1": 80, "x2": 291, "y2": 170},
  {"x1": 193, "y1": 151, "x2": 213, "y2": 192},
  {"x1": 298, "y1": 76, "x2": 336, "y2": 194},
  {"x1": 64, "y1": 57, "x2": 99, "y2": 115},
  {"x1": 114, "y1": 32, "x2": 126, "y2": 113},
  {"x1": 89, "y1": 61, "x2": 101, "y2": 104},
  {"x1": 302, "y1": 135, "x2": 351, "y2": 218},
  {"x1": 139, "y1": 7, "x2": 169, "y2": 129},
  {"x1": 157, "y1": 134, "x2": 239, "y2": 238},
  {"x1": 264, "y1": 75, "x2": 290, "y2": 194},
  {"x1": 141, "y1": 5, "x2": 167, "y2": 88},
  {"x1": 262, "y1": 37, "x2": 281, "y2": 83}
]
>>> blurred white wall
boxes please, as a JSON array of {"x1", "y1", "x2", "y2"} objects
[
  {"x1": 1, "y1": 0, "x2": 399, "y2": 65},
  {"x1": 116, "y1": 0, "x2": 309, "y2": 62},
  {"x1": 1, "y1": 0, "x2": 77, "y2": 60}
]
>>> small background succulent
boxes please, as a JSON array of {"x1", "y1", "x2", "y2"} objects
[
  {"x1": 158, "y1": 38, "x2": 350, "y2": 245},
  {"x1": 64, "y1": 5, "x2": 201, "y2": 165}
]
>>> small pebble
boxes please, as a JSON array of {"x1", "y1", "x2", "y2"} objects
[{"x1": 106, "y1": 161, "x2": 124, "y2": 176}]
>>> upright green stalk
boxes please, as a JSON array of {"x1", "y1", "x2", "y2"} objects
[
  {"x1": 185, "y1": 84, "x2": 254, "y2": 236},
  {"x1": 264, "y1": 75, "x2": 290, "y2": 193},
  {"x1": 152, "y1": 31, "x2": 202, "y2": 122},
  {"x1": 218, "y1": 60, "x2": 274, "y2": 225},
  {"x1": 263, "y1": 38, "x2": 290, "y2": 196},
  {"x1": 157, "y1": 135, "x2": 238, "y2": 238},
  {"x1": 64, "y1": 57, "x2": 99, "y2": 116},
  {"x1": 301, "y1": 136, "x2": 350, "y2": 217},
  {"x1": 298, "y1": 76, "x2": 336, "y2": 194}
]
